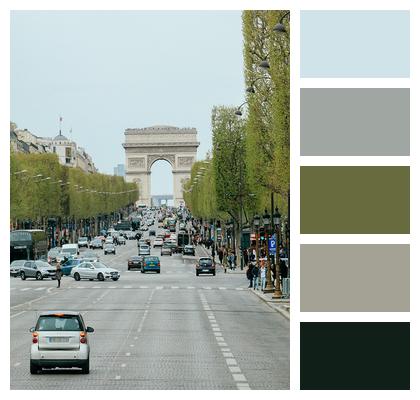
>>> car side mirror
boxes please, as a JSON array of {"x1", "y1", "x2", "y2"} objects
[
  {"x1": 29, "y1": 327, "x2": 35, "y2": 332},
  {"x1": 86, "y1": 326, "x2": 94, "y2": 333}
]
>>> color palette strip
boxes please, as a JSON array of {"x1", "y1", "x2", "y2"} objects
[
  {"x1": 300, "y1": 10, "x2": 410, "y2": 77},
  {"x1": 299, "y1": 9, "x2": 411, "y2": 390},
  {"x1": 300, "y1": 88, "x2": 410, "y2": 156},
  {"x1": 300, "y1": 322, "x2": 410, "y2": 390},
  {"x1": 300, "y1": 166, "x2": 410, "y2": 234},
  {"x1": 300, "y1": 244, "x2": 410, "y2": 312}
]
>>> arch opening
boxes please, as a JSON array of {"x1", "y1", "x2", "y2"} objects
[{"x1": 150, "y1": 159, "x2": 174, "y2": 207}]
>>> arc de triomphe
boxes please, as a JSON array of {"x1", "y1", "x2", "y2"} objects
[{"x1": 122, "y1": 125, "x2": 199, "y2": 207}]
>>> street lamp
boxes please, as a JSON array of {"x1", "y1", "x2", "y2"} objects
[
  {"x1": 253, "y1": 214, "x2": 260, "y2": 268},
  {"x1": 262, "y1": 209, "x2": 274, "y2": 292},
  {"x1": 272, "y1": 207, "x2": 282, "y2": 299},
  {"x1": 273, "y1": 11, "x2": 290, "y2": 33},
  {"x1": 259, "y1": 59, "x2": 270, "y2": 70},
  {"x1": 235, "y1": 101, "x2": 248, "y2": 116}
]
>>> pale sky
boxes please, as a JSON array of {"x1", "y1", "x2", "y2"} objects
[{"x1": 10, "y1": 10, "x2": 245, "y2": 195}]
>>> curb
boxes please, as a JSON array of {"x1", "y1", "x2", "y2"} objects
[{"x1": 249, "y1": 289, "x2": 290, "y2": 321}]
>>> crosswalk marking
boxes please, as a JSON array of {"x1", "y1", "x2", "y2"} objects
[
  {"x1": 34, "y1": 287, "x2": 45, "y2": 291},
  {"x1": 20, "y1": 288, "x2": 30, "y2": 291},
  {"x1": 13, "y1": 285, "x2": 250, "y2": 291}
]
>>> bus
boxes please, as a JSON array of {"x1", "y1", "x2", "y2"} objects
[{"x1": 10, "y1": 229, "x2": 48, "y2": 262}]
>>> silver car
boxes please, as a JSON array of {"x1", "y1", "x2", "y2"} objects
[
  {"x1": 30, "y1": 311, "x2": 94, "y2": 374},
  {"x1": 20, "y1": 260, "x2": 56, "y2": 280},
  {"x1": 10, "y1": 260, "x2": 26, "y2": 277},
  {"x1": 138, "y1": 244, "x2": 150, "y2": 256},
  {"x1": 71, "y1": 261, "x2": 120, "y2": 281}
]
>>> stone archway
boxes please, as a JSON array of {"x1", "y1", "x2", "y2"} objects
[{"x1": 122, "y1": 125, "x2": 199, "y2": 207}]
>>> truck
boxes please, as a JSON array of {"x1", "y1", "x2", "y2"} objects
[{"x1": 176, "y1": 232, "x2": 190, "y2": 253}]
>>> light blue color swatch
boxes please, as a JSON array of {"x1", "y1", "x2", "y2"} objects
[{"x1": 301, "y1": 10, "x2": 410, "y2": 78}]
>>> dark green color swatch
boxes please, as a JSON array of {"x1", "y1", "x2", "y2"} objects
[
  {"x1": 300, "y1": 322, "x2": 410, "y2": 390},
  {"x1": 300, "y1": 166, "x2": 410, "y2": 234}
]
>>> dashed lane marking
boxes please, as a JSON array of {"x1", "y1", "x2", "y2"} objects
[
  {"x1": 115, "y1": 376, "x2": 121, "y2": 380},
  {"x1": 226, "y1": 358, "x2": 237, "y2": 366},
  {"x1": 20, "y1": 288, "x2": 30, "y2": 291},
  {"x1": 223, "y1": 353, "x2": 234, "y2": 358},
  {"x1": 34, "y1": 287, "x2": 45, "y2": 291},
  {"x1": 13, "y1": 362, "x2": 21, "y2": 367},
  {"x1": 229, "y1": 366, "x2": 241, "y2": 373},
  {"x1": 233, "y1": 374, "x2": 247, "y2": 382},
  {"x1": 125, "y1": 352, "x2": 131, "y2": 356}
]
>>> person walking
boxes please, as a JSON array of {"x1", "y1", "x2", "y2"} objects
[
  {"x1": 218, "y1": 248, "x2": 223, "y2": 266},
  {"x1": 260, "y1": 263, "x2": 267, "y2": 291},
  {"x1": 55, "y1": 262, "x2": 62, "y2": 288},
  {"x1": 246, "y1": 263, "x2": 254, "y2": 288},
  {"x1": 252, "y1": 262, "x2": 259, "y2": 290},
  {"x1": 211, "y1": 245, "x2": 216, "y2": 266}
]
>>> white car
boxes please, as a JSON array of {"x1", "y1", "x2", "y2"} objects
[
  {"x1": 30, "y1": 311, "x2": 94, "y2": 374},
  {"x1": 77, "y1": 237, "x2": 89, "y2": 248},
  {"x1": 138, "y1": 244, "x2": 150, "y2": 256},
  {"x1": 71, "y1": 261, "x2": 120, "y2": 281},
  {"x1": 153, "y1": 238, "x2": 164, "y2": 247},
  {"x1": 117, "y1": 236, "x2": 126, "y2": 245},
  {"x1": 105, "y1": 236, "x2": 113, "y2": 244}
]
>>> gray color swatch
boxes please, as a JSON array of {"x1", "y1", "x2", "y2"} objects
[
  {"x1": 301, "y1": 244, "x2": 410, "y2": 312},
  {"x1": 301, "y1": 10, "x2": 410, "y2": 77},
  {"x1": 301, "y1": 88, "x2": 410, "y2": 156}
]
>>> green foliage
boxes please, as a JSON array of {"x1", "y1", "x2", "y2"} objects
[
  {"x1": 242, "y1": 10, "x2": 290, "y2": 216},
  {"x1": 10, "y1": 151, "x2": 138, "y2": 221}
]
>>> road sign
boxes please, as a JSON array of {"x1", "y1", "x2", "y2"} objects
[{"x1": 269, "y1": 234, "x2": 276, "y2": 255}]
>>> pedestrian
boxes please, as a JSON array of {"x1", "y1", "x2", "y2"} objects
[
  {"x1": 246, "y1": 263, "x2": 254, "y2": 288},
  {"x1": 218, "y1": 248, "x2": 223, "y2": 266},
  {"x1": 243, "y1": 249, "x2": 249, "y2": 268},
  {"x1": 260, "y1": 263, "x2": 267, "y2": 291},
  {"x1": 211, "y1": 245, "x2": 216, "y2": 265},
  {"x1": 252, "y1": 262, "x2": 259, "y2": 290},
  {"x1": 55, "y1": 262, "x2": 62, "y2": 288}
]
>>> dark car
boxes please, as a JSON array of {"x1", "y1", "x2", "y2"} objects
[
  {"x1": 149, "y1": 229, "x2": 156, "y2": 236},
  {"x1": 128, "y1": 255, "x2": 144, "y2": 270},
  {"x1": 196, "y1": 257, "x2": 215, "y2": 276},
  {"x1": 182, "y1": 245, "x2": 195, "y2": 256}
]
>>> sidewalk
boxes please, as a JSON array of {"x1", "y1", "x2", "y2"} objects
[
  {"x1": 249, "y1": 289, "x2": 290, "y2": 320},
  {"x1": 197, "y1": 245, "x2": 290, "y2": 320}
]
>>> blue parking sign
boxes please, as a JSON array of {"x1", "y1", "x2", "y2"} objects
[{"x1": 269, "y1": 235, "x2": 276, "y2": 255}]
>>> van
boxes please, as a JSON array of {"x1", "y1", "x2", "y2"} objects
[{"x1": 62, "y1": 243, "x2": 79, "y2": 256}]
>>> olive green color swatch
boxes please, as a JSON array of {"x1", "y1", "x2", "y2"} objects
[{"x1": 300, "y1": 166, "x2": 410, "y2": 234}]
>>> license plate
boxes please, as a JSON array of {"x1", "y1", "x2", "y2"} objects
[
  {"x1": 149, "y1": 264, "x2": 155, "y2": 267},
  {"x1": 49, "y1": 337, "x2": 69, "y2": 343},
  {"x1": 202, "y1": 269, "x2": 209, "y2": 272}
]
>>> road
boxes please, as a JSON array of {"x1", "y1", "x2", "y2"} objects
[{"x1": 10, "y1": 230, "x2": 289, "y2": 390}]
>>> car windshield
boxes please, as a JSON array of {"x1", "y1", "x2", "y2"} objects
[
  {"x1": 79, "y1": 237, "x2": 87, "y2": 241},
  {"x1": 200, "y1": 259, "x2": 212, "y2": 266},
  {"x1": 145, "y1": 257, "x2": 158, "y2": 262},
  {"x1": 92, "y1": 262, "x2": 107, "y2": 269},
  {"x1": 48, "y1": 248, "x2": 61, "y2": 256},
  {"x1": 36, "y1": 315, "x2": 83, "y2": 331},
  {"x1": 62, "y1": 248, "x2": 77, "y2": 255},
  {"x1": 35, "y1": 261, "x2": 50, "y2": 268}
]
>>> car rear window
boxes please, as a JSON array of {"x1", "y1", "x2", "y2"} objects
[
  {"x1": 200, "y1": 259, "x2": 213, "y2": 266},
  {"x1": 36, "y1": 315, "x2": 83, "y2": 331}
]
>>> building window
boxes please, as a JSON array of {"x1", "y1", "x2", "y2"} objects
[
  {"x1": 65, "y1": 147, "x2": 72, "y2": 158},
  {"x1": 53, "y1": 146, "x2": 56, "y2": 153}
]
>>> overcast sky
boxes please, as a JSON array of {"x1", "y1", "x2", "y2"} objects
[{"x1": 10, "y1": 10, "x2": 244, "y2": 195}]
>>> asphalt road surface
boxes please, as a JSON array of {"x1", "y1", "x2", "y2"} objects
[{"x1": 10, "y1": 229, "x2": 289, "y2": 390}]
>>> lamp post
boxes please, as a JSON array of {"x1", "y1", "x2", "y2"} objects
[
  {"x1": 262, "y1": 209, "x2": 274, "y2": 292},
  {"x1": 253, "y1": 214, "x2": 260, "y2": 269},
  {"x1": 272, "y1": 207, "x2": 282, "y2": 299}
]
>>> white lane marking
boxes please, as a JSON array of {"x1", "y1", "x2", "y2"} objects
[
  {"x1": 208, "y1": 316, "x2": 215, "y2": 320},
  {"x1": 229, "y1": 366, "x2": 241, "y2": 373},
  {"x1": 237, "y1": 383, "x2": 250, "y2": 390},
  {"x1": 236, "y1": 288, "x2": 244, "y2": 291},
  {"x1": 219, "y1": 287, "x2": 227, "y2": 290},
  {"x1": 214, "y1": 332, "x2": 222, "y2": 337},
  {"x1": 202, "y1": 287, "x2": 211, "y2": 290},
  {"x1": 130, "y1": 344, "x2": 134, "y2": 347},
  {"x1": 139, "y1": 286, "x2": 149, "y2": 289},
  {"x1": 187, "y1": 286, "x2": 195, "y2": 289},
  {"x1": 171, "y1": 286, "x2": 179, "y2": 289},
  {"x1": 218, "y1": 342, "x2": 227, "y2": 347},
  {"x1": 20, "y1": 288, "x2": 31, "y2": 291},
  {"x1": 215, "y1": 337, "x2": 225, "y2": 342},
  {"x1": 92, "y1": 286, "x2": 101, "y2": 289},
  {"x1": 34, "y1": 287, "x2": 45, "y2": 291},
  {"x1": 134, "y1": 336, "x2": 138, "y2": 340},
  {"x1": 226, "y1": 358, "x2": 237, "y2": 366},
  {"x1": 109, "y1": 286, "x2": 116, "y2": 289},
  {"x1": 223, "y1": 353, "x2": 234, "y2": 358},
  {"x1": 233, "y1": 374, "x2": 247, "y2": 382},
  {"x1": 115, "y1": 375, "x2": 121, "y2": 380},
  {"x1": 123, "y1": 285, "x2": 132, "y2": 289},
  {"x1": 220, "y1": 348, "x2": 231, "y2": 352},
  {"x1": 11, "y1": 290, "x2": 58, "y2": 310},
  {"x1": 212, "y1": 327, "x2": 220, "y2": 331},
  {"x1": 13, "y1": 362, "x2": 21, "y2": 367},
  {"x1": 77, "y1": 286, "x2": 85, "y2": 289},
  {"x1": 125, "y1": 352, "x2": 131, "y2": 356},
  {"x1": 121, "y1": 364, "x2": 126, "y2": 368}
]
